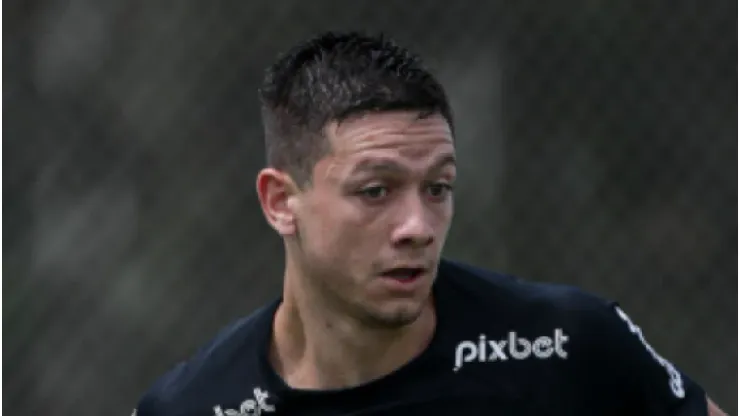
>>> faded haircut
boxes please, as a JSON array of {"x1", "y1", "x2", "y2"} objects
[{"x1": 258, "y1": 31, "x2": 453, "y2": 186}]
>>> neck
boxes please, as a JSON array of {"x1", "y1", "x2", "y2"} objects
[{"x1": 270, "y1": 262, "x2": 436, "y2": 390}]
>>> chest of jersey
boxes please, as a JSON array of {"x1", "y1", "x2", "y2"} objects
[{"x1": 200, "y1": 358, "x2": 611, "y2": 416}]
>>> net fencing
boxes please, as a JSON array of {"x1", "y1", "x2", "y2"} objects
[{"x1": 4, "y1": 0, "x2": 736, "y2": 414}]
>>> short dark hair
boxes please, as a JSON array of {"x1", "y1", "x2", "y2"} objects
[{"x1": 258, "y1": 31, "x2": 453, "y2": 186}]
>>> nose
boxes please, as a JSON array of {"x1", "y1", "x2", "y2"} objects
[{"x1": 390, "y1": 195, "x2": 435, "y2": 248}]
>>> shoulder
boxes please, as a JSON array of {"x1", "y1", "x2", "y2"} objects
[
  {"x1": 438, "y1": 258, "x2": 618, "y2": 376},
  {"x1": 439, "y1": 258, "x2": 611, "y2": 320},
  {"x1": 134, "y1": 302, "x2": 277, "y2": 415},
  {"x1": 439, "y1": 258, "x2": 671, "y2": 354},
  {"x1": 440, "y1": 259, "x2": 708, "y2": 413}
]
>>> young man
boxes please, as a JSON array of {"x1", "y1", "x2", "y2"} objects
[{"x1": 134, "y1": 31, "x2": 726, "y2": 415}]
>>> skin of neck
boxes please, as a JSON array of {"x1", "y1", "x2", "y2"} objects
[{"x1": 270, "y1": 254, "x2": 436, "y2": 391}]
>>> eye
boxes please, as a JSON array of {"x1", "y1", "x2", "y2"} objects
[
  {"x1": 358, "y1": 185, "x2": 389, "y2": 199},
  {"x1": 426, "y1": 183, "x2": 453, "y2": 199}
]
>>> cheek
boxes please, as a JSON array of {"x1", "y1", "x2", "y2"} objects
[
  {"x1": 439, "y1": 201, "x2": 454, "y2": 229},
  {"x1": 303, "y1": 201, "x2": 365, "y2": 255},
  {"x1": 429, "y1": 196, "x2": 454, "y2": 225},
  {"x1": 324, "y1": 212, "x2": 388, "y2": 269}
]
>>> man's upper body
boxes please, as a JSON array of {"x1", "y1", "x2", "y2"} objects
[
  {"x1": 135, "y1": 259, "x2": 718, "y2": 415},
  {"x1": 134, "y1": 31, "x2": 726, "y2": 415}
]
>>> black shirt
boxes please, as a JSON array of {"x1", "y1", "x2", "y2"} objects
[{"x1": 135, "y1": 259, "x2": 708, "y2": 415}]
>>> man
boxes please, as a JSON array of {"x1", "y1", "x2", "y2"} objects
[{"x1": 134, "y1": 31, "x2": 726, "y2": 415}]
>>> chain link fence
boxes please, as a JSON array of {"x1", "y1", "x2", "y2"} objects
[{"x1": 4, "y1": 0, "x2": 736, "y2": 414}]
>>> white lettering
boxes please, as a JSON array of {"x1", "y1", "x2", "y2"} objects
[
  {"x1": 213, "y1": 388, "x2": 275, "y2": 416},
  {"x1": 478, "y1": 335, "x2": 487, "y2": 362},
  {"x1": 454, "y1": 340, "x2": 478, "y2": 372},
  {"x1": 554, "y1": 328, "x2": 569, "y2": 358},
  {"x1": 509, "y1": 331, "x2": 532, "y2": 359},
  {"x1": 532, "y1": 336, "x2": 553, "y2": 358},
  {"x1": 614, "y1": 307, "x2": 685, "y2": 399},
  {"x1": 488, "y1": 339, "x2": 508, "y2": 361},
  {"x1": 453, "y1": 329, "x2": 569, "y2": 372}
]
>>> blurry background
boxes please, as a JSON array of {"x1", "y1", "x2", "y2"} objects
[{"x1": 3, "y1": 0, "x2": 737, "y2": 414}]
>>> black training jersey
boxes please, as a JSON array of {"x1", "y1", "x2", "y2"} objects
[{"x1": 134, "y1": 259, "x2": 708, "y2": 416}]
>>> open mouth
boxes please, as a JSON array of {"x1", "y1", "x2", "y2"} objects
[{"x1": 381, "y1": 267, "x2": 426, "y2": 282}]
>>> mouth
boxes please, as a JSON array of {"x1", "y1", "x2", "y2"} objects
[{"x1": 380, "y1": 267, "x2": 427, "y2": 283}]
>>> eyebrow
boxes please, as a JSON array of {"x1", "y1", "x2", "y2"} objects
[{"x1": 350, "y1": 154, "x2": 456, "y2": 176}]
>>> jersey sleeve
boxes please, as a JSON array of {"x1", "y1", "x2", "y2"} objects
[{"x1": 589, "y1": 301, "x2": 708, "y2": 415}]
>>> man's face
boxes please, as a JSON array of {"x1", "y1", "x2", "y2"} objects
[{"x1": 291, "y1": 111, "x2": 456, "y2": 327}]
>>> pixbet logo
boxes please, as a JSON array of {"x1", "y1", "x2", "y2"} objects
[{"x1": 453, "y1": 329, "x2": 569, "y2": 372}]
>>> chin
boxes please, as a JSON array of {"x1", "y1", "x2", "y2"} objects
[{"x1": 362, "y1": 300, "x2": 427, "y2": 329}]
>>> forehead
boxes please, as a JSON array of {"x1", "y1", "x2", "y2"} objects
[{"x1": 324, "y1": 111, "x2": 454, "y2": 158}]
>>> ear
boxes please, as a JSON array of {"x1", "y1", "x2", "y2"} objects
[{"x1": 256, "y1": 168, "x2": 301, "y2": 236}]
